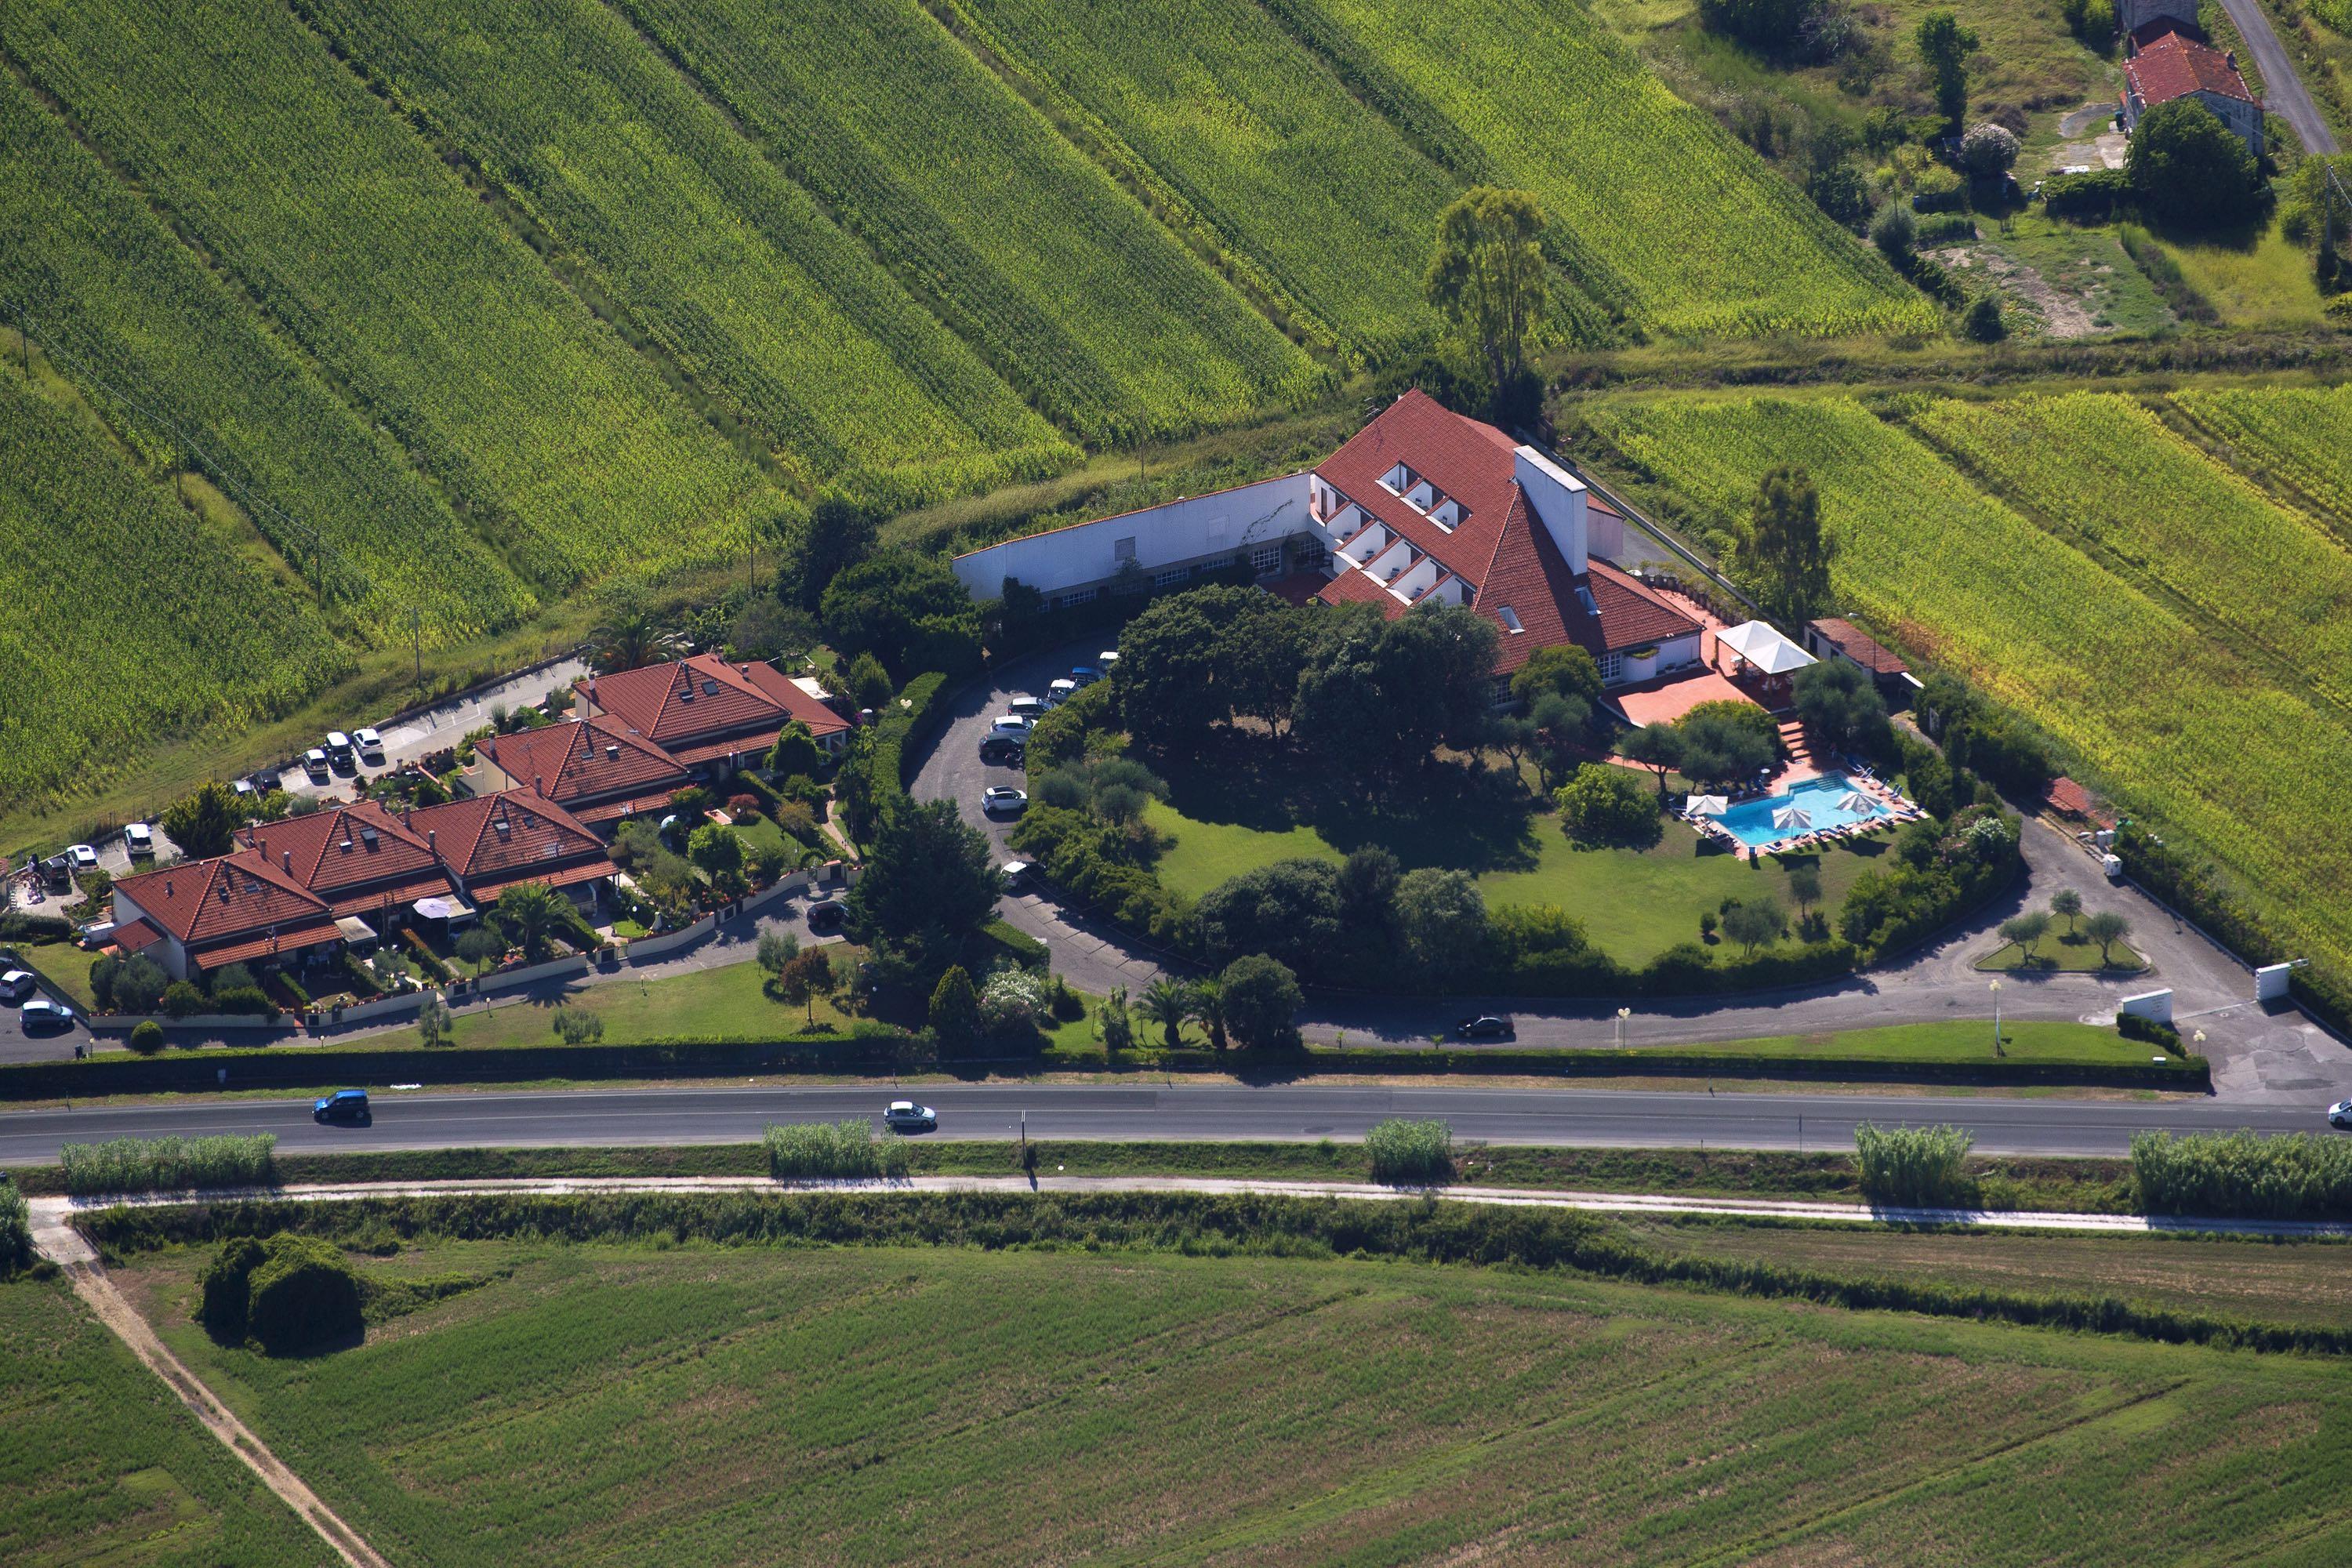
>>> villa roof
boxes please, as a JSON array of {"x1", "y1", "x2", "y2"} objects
[
  {"x1": 2128, "y1": 31, "x2": 2254, "y2": 106},
  {"x1": 407, "y1": 789, "x2": 612, "y2": 887},
  {"x1": 1315, "y1": 390, "x2": 1523, "y2": 570},
  {"x1": 579, "y1": 652, "x2": 847, "y2": 752},
  {"x1": 237, "y1": 800, "x2": 441, "y2": 898},
  {"x1": 114, "y1": 851, "x2": 329, "y2": 948},
  {"x1": 477, "y1": 714, "x2": 690, "y2": 808}
]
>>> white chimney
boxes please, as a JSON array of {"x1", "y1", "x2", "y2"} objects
[{"x1": 1512, "y1": 445, "x2": 1588, "y2": 573}]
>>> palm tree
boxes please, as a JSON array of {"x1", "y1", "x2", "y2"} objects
[
  {"x1": 1188, "y1": 978, "x2": 1229, "y2": 1053},
  {"x1": 586, "y1": 587, "x2": 672, "y2": 673},
  {"x1": 1137, "y1": 977, "x2": 1194, "y2": 1052},
  {"x1": 492, "y1": 881, "x2": 564, "y2": 964}
]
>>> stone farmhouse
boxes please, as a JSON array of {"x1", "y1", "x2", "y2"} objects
[{"x1": 2119, "y1": 4, "x2": 2263, "y2": 157}]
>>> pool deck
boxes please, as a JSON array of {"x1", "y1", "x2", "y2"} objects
[{"x1": 1690, "y1": 768, "x2": 1926, "y2": 858}]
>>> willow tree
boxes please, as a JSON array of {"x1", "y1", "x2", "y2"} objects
[{"x1": 1424, "y1": 187, "x2": 1547, "y2": 398}]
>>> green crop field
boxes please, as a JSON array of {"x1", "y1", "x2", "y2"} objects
[
  {"x1": 2171, "y1": 382, "x2": 2352, "y2": 550},
  {"x1": 0, "y1": 1277, "x2": 328, "y2": 1565},
  {"x1": 619, "y1": 0, "x2": 1327, "y2": 441},
  {"x1": 299, "y1": 0, "x2": 1076, "y2": 514},
  {"x1": 4, "y1": 0, "x2": 775, "y2": 594},
  {"x1": 0, "y1": 74, "x2": 537, "y2": 650},
  {"x1": 110, "y1": 1233, "x2": 2352, "y2": 1565},
  {"x1": 950, "y1": 0, "x2": 1460, "y2": 361},
  {"x1": 1913, "y1": 392, "x2": 2352, "y2": 720},
  {"x1": 1273, "y1": 0, "x2": 1937, "y2": 341},
  {"x1": 0, "y1": 378, "x2": 350, "y2": 813},
  {"x1": 1588, "y1": 393, "x2": 2352, "y2": 985}
]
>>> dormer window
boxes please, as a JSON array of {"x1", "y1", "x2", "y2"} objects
[
  {"x1": 1405, "y1": 478, "x2": 1437, "y2": 512},
  {"x1": 1379, "y1": 462, "x2": 1410, "y2": 493},
  {"x1": 1430, "y1": 499, "x2": 1461, "y2": 530},
  {"x1": 1497, "y1": 606, "x2": 1525, "y2": 633},
  {"x1": 1575, "y1": 585, "x2": 1600, "y2": 617}
]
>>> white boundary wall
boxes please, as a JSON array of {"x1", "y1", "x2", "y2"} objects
[{"x1": 952, "y1": 474, "x2": 1311, "y2": 601}]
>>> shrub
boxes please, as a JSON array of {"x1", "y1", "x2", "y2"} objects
[
  {"x1": 1911, "y1": 165, "x2": 1966, "y2": 212},
  {"x1": 208, "y1": 985, "x2": 277, "y2": 1018},
  {"x1": 1219, "y1": 953, "x2": 1302, "y2": 1050},
  {"x1": 196, "y1": 1235, "x2": 266, "y2": 1340},
  {"x1": 2043, "y1": 167, "x2": 2131, "y2": 220},
  {"x1": 1855, "y1": 1123, "x2": 1976, "y2": 1207},
  {"x1": 113, "y1": 955, "x2": 169, "y2": 1014},
  {"x1": 1364, "y1": 1118, "x2": 1454, "y2": 1183},
  {"x1": 1912, "y1": 212, "x2": 1977, "y2": 245},
  {"x1": 59, "y1": 1134, "x2": 277, "y2": 1195},
  {"x1": 978, "y1": 966, "x2": 1048, "y2": 1040},
  {"x1": 727, "y1": 793, "x2": 762, "y2": 822},
  {"x1": 764, "y1": 1120, "x2": 913, "y2": 1180},
  {"x1": 549, "y1": 1005, "x2": 604, "y2": 1045},
  {"x1": 2117, "y1": 1011, "x2": 2181, "y2": 1051},
  {"x1": 128, "y1": 1019, "x2": 166, "y2": 1054},
  {"x1": 246, "y1": 1233, "x2": 364, "y2": 1353},
  {"x1": 1870, "y1": 201, "x2": 1916, "y2": 263},
  {"x1": 1962, "y1": 292, "x2": 2006, "y2": 342},
  {"x1": 1555, "y1": 763, "x2": 1661, "y2": 848},
  {"x1": 2132, "y1": 1131, "x2": 2352, "y2": 1218},
  {"x1": 1958, "y1": 122, "x2": 2020, "y2": 178},
  {"x1": 0, "y1": 1180, "x2": 31, "y2": 1276}
]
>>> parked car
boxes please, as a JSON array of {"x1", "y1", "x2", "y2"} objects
[
  {"x1": 1048, "y1": 678, "x2": 1078, "y2": 704},
  {"x1": 883, "y1": 1100, "x2": 937, "y2": 1132},
  {"x1": 354, "y1": 726, "x2": 385, "y2": 760},
  {"x1": 1000, "y1": 859, "x2": 1032, "y2": 889},
  {"x1": 982, "y1": 786, "x2": 1028, "y2": 815},
  {"x1": 325, "y1": 730, "x2": 354, "y2": 757},
  {"x1": 314, "y1": 1088, "x2": 372, "y2": 1127},
  {"x1": 978, "y1": 735, "x2": 1025, "y2": 766},
  {"x1": 987, "y1": 717, "x2": 1033, "y2": 745},
  {"x1": 1098, "y1": 651, "x2": 1120, "y2": 668},
  {"x1": 233, "y1": 778, "x2": 257, "y2": 800},
  {"x1": 1068, "y1": 666, "x2": 1099, "y2": 688},
  {"x1": 1454, "y1": 1015, "x2": 1515, "y2": 1040},
  {"x1": 124, "y1": 822, "x2": 154, "y2": 857},
  {"x1": 66, "y1": 843, "x2": 99, "y2": 873},
  {"x1": 20, "y1": 997, "x2": 74, "y2": 1031},
  {"x1": 0, "y1": 970, "x2": 34, "y2": 1002},
  {"x1": 37, "y1": 855, "x2": 72, "y2": 891},
  {"x1": 1007, "y1": 695, "x2": 1048, "y2": 720},
  {"x1": 303, "y1": 748, "x2": 332, "y2": 782},
  {"x1": 2332, "y1": 1098, "x2": 2352, "y2": 1131},
  {"x1": 807, "y1": 899, "x2": 845, "y2": 934}
]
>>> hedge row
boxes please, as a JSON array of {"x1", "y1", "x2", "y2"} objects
[{"x1": 76, "y1": 1190, "x2": 2351, "y2": 1356}]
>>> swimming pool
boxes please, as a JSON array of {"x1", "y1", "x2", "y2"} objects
[{"x1": 1712, "y1": 772, "x2": 1884, "y2": 850}]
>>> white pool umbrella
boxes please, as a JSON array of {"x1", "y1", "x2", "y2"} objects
[
  {"x1": 1771, "y1": 803, "x2": 1813, "y2": 831},
  {"x1": 1686, "y1": 795, "x2": 1729, "y2": 817},
  {"x1": 1835, "y1": 790, "x2": 1873, "y2": 813}
]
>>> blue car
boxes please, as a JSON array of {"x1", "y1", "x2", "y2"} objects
[{"x1": 314, "y1": 1088, "x2": 372, "y2": 1127}]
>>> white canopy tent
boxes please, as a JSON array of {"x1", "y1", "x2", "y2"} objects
[{"x1": 1717, "y1": 620, "x2": 1818, "y2": 677}]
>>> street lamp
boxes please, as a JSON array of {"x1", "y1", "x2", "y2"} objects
[
  {"x1": 1615, "y1": 1006, "x2": 1630, "y2": 1049},
  {"x1": 1989, "y1": 978, "x2": 2003, "y2": 1056}
]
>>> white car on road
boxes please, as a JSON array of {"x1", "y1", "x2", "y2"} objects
[
  {"x1": 354, "y1": 727, "x2": 385, "y2": 761},
  {"x1": 66, "y1": 844, "x2": 99, "y2": 873},
  {"x1": 982, "y1": 786, "x2": 1028, "y2": 815},
  {"x1": 0, "y1": 970, "x2": 35, "y2": 1002},
  {"x1": 125, "y1": 822, "x2": 155, "y2": 857},
  {"x1": 883, "y1": 1101, "x2": 937, "y2": 1131},
  {"x1": 2331, "y1": 1098, "x2": 2352, "y2": 1131}
]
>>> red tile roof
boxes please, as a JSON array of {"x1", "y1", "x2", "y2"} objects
[
  {"x1": 408, "y1": 790, "x2": 612, "y2": 888},
  {"x1": 477, "y1": 715, "x2": 690, "y2": 809},
  {"x1": 109, "y1": 917, "x2": 165, "y2": 956},
  {"x1": 1807, "y1": 617, "x2": 1909, "y2": 677},
  {"x1": 1311, "y1": 566, "x2": 1409, "y2": 619},
  {"x1": 2043, "y1": 776, "x2": 2109, "y2": 822},
  {"x1": 192, "y1": 920, "x2": 347, "y2": 971},
  {"x1": 1587, "y1": 560, "x2": 1705, "y2": 654},
  {"x1": 578, "y1": 652, "x2": 846, "y2": 754},
  {"x1": 114, "y1": 852, "x2": 329, "y2": 948},
  {"x1": 238, "y1": 800, "x2": 441, "y2": 899},
  {"x1": 2128, "y1": 31, "x2": 2253, "y2": 106},
  {"x1": 1315, "y1": 390, "x2": 1522, "y2": 570}
]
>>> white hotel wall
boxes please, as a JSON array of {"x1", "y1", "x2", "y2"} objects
[{"x1": 953, "y1": 472, "x2": 1312, "y2": 602}]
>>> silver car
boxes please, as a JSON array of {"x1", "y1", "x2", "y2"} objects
[{"x1": 2331, "y1": 1098, "x2": 2352, "y2": 1131}]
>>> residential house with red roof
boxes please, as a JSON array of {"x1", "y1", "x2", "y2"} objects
[
  {"x1": 473, "y1": 713, "x2": 694, "y2": 832},
  {"x1": 110, "y1": 788, "x2": 617, "y2": 981},
  {"x1": 949, "y1": 390, "x2": 1703, "y2": 695},
  {"x1": 572, "y1": 651, "x2": 851, "y2": 786},
  {"x1": 2122, "y1": 26, "x2": 2263, "y2": 155}
]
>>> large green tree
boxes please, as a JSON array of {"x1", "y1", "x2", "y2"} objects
[
  {"x1": 1736, "y1": 465, "x2": 1835, "y2": 627},
  {"x1": 1112, "y1": 584, "x2": 1305, "y2": 743},
  {"x1": 1792, "y1": 659, "x2": 1892, "y2": 755},
  {"x1": 1194, "y1": 858, "x2": 1344, "y2": 976},
  {"x1": 1424, "y1": 187, "x2": 1548, "y2": 405},
  {"x1": 159, "y1": 779, "x2": 246, "y2": 858},
  {"x1": 846, "y1": 799, "x2": 1001, "y2": 976},
  {"x1": 1914, "y1": 11, "x2": 1980, "y2": 133},
  {"x1": 1392, "y1": 868, "x2": 1490, "y2": 982},
  {"x1": 1218, "y1": 954, "x2": 1303, "y2": 1051},
  {"x1": 1293, "y1": 604, "x2": 1499, "y2": 783},
  {"x1": 780, "y1": 495, "x2": 878, "y2": 613},
  {"x1": 2127, "y1": 99, "x2": 2262, "y2": 229},
  {"x1": 820, "y1": 550, "x2": 981, "y2": 681}
]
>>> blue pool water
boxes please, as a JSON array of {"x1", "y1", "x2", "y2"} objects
[{"x1": 1714, "y1": 772, "x2": 1884, "y2": 849}]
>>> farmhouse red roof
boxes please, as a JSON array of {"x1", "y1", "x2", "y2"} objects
[
  {"x1": 580, "y1": 652, "x2": 846, "y2": 751},
  {"x1": 2127, "y1": 31, "x2": 2253, "y2": 105},
  {"x1": 407, "y1": 790, "x2": 612, "y2": 886},
  {"x1": 238, "y1": 800, "x2": 441, "y2": 896},
  {"x1": 114, "y1": 852, "x2": 329, "y2": 946},
  {"x1": 1807, "y1": 617, "x2": 1909, "y2": 677},
  {"x1": 1315, "y1": 389, "x2": 1522, "y2": 568},
  {"x1": 477, "y1": 715, "x2": 690, "y2": 808}
]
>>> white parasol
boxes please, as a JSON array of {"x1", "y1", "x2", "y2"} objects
[
  {"x1": 1771, "y1": 803, "x2": 1813, "y2": 832},
  {"x1": 1686, "y1": 795, "x2": 1730, "y2": 818}
]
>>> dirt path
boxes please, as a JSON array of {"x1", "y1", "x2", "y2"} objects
[{"x1": 56, "y1": 1256, "x2": 394, "y2": 1568}]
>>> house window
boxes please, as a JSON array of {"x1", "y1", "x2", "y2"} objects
[
  {"x1": 1059, "y1": 586, "x2": 1098, "y2": 609},
  {"x1": 1113, "y1": 535, "x2": 1137, "y2": 563},
  {"x1": 1251, "y1": 543, "x2": 1282, "y2": 576},
  {"x1": 1496, "y1": 605, "x2": 1524, "y2": 633},
  {"x1": 1153, "y1": 565, "x2": 1189, "y2": 589},
  {"x1": 1598, "y1": 652, "x2": 1624, "y2": 684},
  {"x1": 1490, "y1": 674, "x2": 1512, "y2": 708},
  {"x1": 1292, "y1": 543, "x2": 1328, "y2": 573}
]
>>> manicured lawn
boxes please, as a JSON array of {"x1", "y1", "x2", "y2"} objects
[
  {"x1": 1612, "y1": 1019, "x2": 2176, "y2": 1069},
  {"x1": 1973, "y1": 914, "x2": 2147, "y2": 975},
  {"x1": 17, "y1": 938, "x2": 101, "y2": 1010},
  {"x1": 1148, "y1": 795, "x2": 1889, "y2": 966},
  {"x1": 445, "y1": 951, "x2": 860, "y2": 1048},
  {"x1": 109, "y1": 1235, "x2": 2352, "y2": 1565}
]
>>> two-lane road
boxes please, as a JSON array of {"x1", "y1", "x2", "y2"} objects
[{"x1": 0, "y1": 1083, "x2": 2329, "y2": 1166}]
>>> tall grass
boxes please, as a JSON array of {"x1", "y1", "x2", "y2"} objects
[
  {"x1": 2132, "y1": 1131, "x2": 2352, "y2": 1219},
  {"x1": 57, "y1": 1134, "x2": 277, "y2": 1196},
  {"x1": 0, "y1": 1180, "x2": 31, "y2": 1274},
  {"x1": 1854, "y1": 1123, "x2": 1976, "y2": 1207},
  {"x1": 1364, "y1": 1118, "x2": 1454, "y2": 1184},
  {"x1": 763, "y1": 1120, "x2": 913, "y2": 1181}
]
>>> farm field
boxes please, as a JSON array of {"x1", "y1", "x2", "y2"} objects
[
  {"x1": 2, "y1": 0, "x2": 775, "y2": 594},
  {"x1": 1144, "y1": 795, "x2": 1879, "y2": 966},
  {"x1": 0, "y1": 377, "x2": 350, "y2": 815},
  {"x1": 0, "y1": 1277, "x2": 328, "y2": 1566},
  {"x1": 1585, "y1": 393, "x2": 2352, "y2": 989},
  {"x1": 617, "y1": 0, "x2": 1327, "y2": 441},
  {"x1": 0, "y1": 74, "x2": 537, "y2": 650},
  {"x1": 111, "y1": 1232, "x2": 2352, "y2": 1565},
  {"x1": 1280, "y1": 0, "x2": 1937, "y2": 339},
  {"x1": 951, "y1": 0, "x2": 1459, "y2": 360},
  {"x1": 1911, "y1": 391, "x2": 2352, "y2": 719},
  {"x1": 2170, "y1": 380, "x2": 2352, "y2": 549},
  {"x1": 300, "y1": 0, "x2": 1076, "y2": 514}
]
